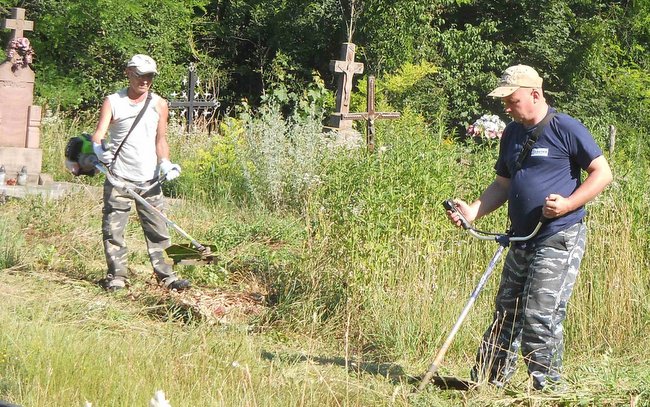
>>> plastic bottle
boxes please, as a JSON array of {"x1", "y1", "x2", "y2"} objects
[
  {"x1": 0, "y1": 165, "x2": 5, "y2": 185},
  {"x1": 17, "y1": 166, "x2": 27, "y2": 186}
]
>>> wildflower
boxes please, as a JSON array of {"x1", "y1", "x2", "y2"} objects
[{"x1": 149, "y1": 390, "x2": 172, "y2": 407}]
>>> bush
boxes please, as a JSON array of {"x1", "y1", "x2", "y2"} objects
[{"x1": 173, "y1": 102, "x2": 334, "y2": 212}]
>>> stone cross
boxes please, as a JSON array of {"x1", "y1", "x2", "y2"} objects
[
  {"x1": 328, "y1": 42, "x2": 364, "y2": 130},
  {"x1": 168, "y1": 64, "x2": 219, "y2": 133},
  {"x1": 340, "y1": 75, "x2": 400, "y2": 152},
  {"x1": 1, "y1": 8, "x2": 33, "y2": 40},
  {"x1": 0, "y1": 7, "x2": 44, "y2": 186}
]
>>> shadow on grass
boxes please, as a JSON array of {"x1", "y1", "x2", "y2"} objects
[{"x1": 261, "y1": 350, "x2": 474, "y2": 390}]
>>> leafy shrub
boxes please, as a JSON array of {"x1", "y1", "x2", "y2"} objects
[
  {"x1": 27, "y1": 0, "x2": 214, "y2": 111},
  {"x1": 174, "y1": 102, "x2": 333, "y2": 212},
  {"x1": 381, "y1": 61, "x2": 448, "y2": 127},
  {"x1": 260, "y1": 64, "x2": 334, "y2": 120},
  {"x1": 236, "y1": 104, "x2": 332, "y2": 210},
  {"x1": 430, "y1": 21, "x2": 511, "y2": 131},
  {"x1": 170, "y1": 118, "x2": 250, "y2": 204}
]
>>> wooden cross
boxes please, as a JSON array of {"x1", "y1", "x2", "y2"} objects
[
  {"x1": 340, "y1": 76, "x2": 400, "y2": 152},
  {"x1": 2, "y1": 8, "x2": 33, "y2": 40},
  {"x1": 329, "y1": 42, "x2": 364, "y2": 130},
  {"x1": 168, "y1": 64, "x2": 220, "y2": 132}
]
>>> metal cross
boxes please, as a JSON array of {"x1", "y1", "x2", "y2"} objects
[
  {"x1": 340, "y1": 75, "x2": 400, "y2": 152},
  {"x1": 1, "y1": 8, "x2": 33, "y2": 40},
  {"x1": 329, "y1": 42, "x2": 364, "y2": 130},
  {"x1": 168, "y1": 64, "x2": 220, "y2": 132}
]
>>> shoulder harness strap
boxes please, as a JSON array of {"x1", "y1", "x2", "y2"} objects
[{"x1": 514, "y1": 110, "x2": 557, "y2": 172}]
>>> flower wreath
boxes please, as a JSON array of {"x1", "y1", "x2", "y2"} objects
[
  {"x1": 466, "y1": 114, "x2": 506, "y2": 140},
  {"x1": 7, "y1": 37, "x2": 35, "y2": 71}
]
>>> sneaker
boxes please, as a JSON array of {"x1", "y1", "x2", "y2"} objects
[
  {"x1": 167, "y1": 279, "x2": 191, "y2": 291},
  {"x1": 105, "y1": 275, "x2": 127, "y2": 291},
  {"x1": 538, "y1": 380, "x2": 568, "y2": 394}
]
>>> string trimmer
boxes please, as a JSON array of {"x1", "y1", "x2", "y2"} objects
[
  {"x1": 64, "y1": 133, "x2": 216, "y2": 265},
  {"x1": 415, "y1": 199, "x2": 542, "y2": 392}
]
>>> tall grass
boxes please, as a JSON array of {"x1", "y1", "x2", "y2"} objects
[
  {"x1": 0, "y1": 217, "x2": 23, "y2": 270},
  {"x1": 168, "y1": 103, "x2": 333, "y2": 212}
]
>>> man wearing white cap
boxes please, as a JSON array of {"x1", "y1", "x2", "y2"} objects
[
  {"x1": 446, "y1": 65, "x2": 612, "y2": 390},
  {"x1": 91, "y1": 54, "x2": 190, "y2": 292}
]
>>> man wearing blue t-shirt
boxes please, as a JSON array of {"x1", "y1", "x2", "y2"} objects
[{"x1": 447, "y1": 65, "x2": 612, "y2": 390}]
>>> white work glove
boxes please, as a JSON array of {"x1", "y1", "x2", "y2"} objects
[
  {"x1": 92, "y1": 141, "x2": 114, "y2": 164},
  {"x1": 159, "y1": 159, "x2": 181, "y2": 181}
]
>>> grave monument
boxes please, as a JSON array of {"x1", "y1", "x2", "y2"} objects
[
  {"x1": 168, "y1": 63, "x2": 220, "y2": 133},
  {"x1": 340, "y1": 75, "x2": 400, "y2": 152},
  {"x1": 0, "y1": 7, "x2": 44, "y2": 186},
  {"x1": 326, "y1": 42, "x2": 364, "y2": 147}
]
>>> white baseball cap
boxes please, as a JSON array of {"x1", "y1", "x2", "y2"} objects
[
  {"x1": 126, "y1": 54, "x2": 158, "y2": 75},
  {"x1": 488, "y1": 65, "x2": 543, "y2": 97}
]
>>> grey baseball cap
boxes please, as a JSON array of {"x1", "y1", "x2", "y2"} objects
[
  {"x1": 127, "y1": 54, "x2": 158, "y2": 75},
  {"x1": 488, "y1": 65, "x2": 543, "y2": 97}
]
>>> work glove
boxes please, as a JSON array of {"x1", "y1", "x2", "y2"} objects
[
  {"x1": 92, "y1": 141, "x2": 114, "y2": 164},
  {"x1": 159, "y1": 159, "x2": 181, "y2": 181}
]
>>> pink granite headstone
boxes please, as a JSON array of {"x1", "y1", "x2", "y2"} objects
[{"x1": 0, "y1": 7, "x2": 44, "y2": 185}]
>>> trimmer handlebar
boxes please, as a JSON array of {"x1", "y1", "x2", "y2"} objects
[
  {"x1": 443, "y1": 198, "x2": 543, "y2": 243},
  {"x1": 443, "y1": 199, "x2": 472, "y2": 230}
]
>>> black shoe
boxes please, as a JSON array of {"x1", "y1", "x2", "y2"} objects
[
  {"x1": 100, "y1": 275, "x2": 127, "y2": 291},
  {"x1": 167, "y1": 279, "x2": 191, "y2": 291}
]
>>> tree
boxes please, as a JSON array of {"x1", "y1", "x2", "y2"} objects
[{"x1": 3, "y1": 0, "x2": 211, "y2": 111}]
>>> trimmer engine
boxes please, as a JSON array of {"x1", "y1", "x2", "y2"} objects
[{"x1": 64, "y1": 133, "x2": 98, "y2": 176}]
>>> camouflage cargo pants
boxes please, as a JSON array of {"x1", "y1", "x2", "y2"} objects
[
  {"x1": 471, "y1": 221, "x2": 587, "y2": 390},
  {"x1": 102, "y1": 178, "x2": 177, "y2": 284}
]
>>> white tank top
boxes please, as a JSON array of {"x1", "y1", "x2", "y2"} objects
[{"x1": 107, "y1": 89, "x2": 161, "y2": 181}]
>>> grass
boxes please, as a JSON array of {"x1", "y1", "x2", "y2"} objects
[
  {"x1": 1, "y1": 110, "x2": 649, "y2": 406},
  {"x1": 0, "y1": 270, "x2": 410, "y2": 406},
  {"x1": 1, "y1": 267, "x2": 647, "y2": 407}
]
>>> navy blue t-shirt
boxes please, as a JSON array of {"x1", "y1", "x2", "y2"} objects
[{"x1": 495, "y1": 108, "x2": 603, "y2": 244}]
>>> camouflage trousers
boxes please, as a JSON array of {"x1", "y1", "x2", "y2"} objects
[
  {"x1": 471, "y1": 221, "x2": 587, "y2": 390},
  {"x1": 102, "y1": 178, "x2": 177, "y2": 284}
]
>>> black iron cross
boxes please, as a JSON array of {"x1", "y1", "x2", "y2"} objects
[
  {"x1": 340, "y1": 75, "x2": 400, "y2": 152},
  {"x1": 168, "y1": 64, "x2": 220, "y2": 132}
]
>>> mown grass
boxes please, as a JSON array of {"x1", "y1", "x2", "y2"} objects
[
  {"x1": 1, "y1": 263, "x2": 647, "y2": 407},
  {"x1": 1, "y1": 107, "x2": 649, "y2": 406}
]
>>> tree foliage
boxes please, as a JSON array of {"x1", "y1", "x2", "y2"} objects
[
  {"x1": 1, "y1": 0, "x2": 210, "y2": 111},
  {"x1": 0, "y1": 0, "x2": 645, "y2": 136}
]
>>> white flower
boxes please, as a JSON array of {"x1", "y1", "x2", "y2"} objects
[
  {"x1": 467, "y1": 114, "x2": 506, "y2": 140},
  {"x1": 149, "y1": 390, "x2": 172, "y2": 407}
]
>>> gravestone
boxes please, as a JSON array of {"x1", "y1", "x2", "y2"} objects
[
  {"x1": 0, "y1": 7, "x2": 44, "y2": 186},
  {"x1": 340, "y1": 75, "x2": 400, "y2": 152},
  {"x1": 168, "y1": 63, "x2": 220, "y2": 133},
  {"x1": 328, "y1": 42, "x2": 364, "y2": 131}
]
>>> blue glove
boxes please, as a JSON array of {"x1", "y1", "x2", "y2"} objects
[
  {"x1": 92, "y1": 142, "x2": 114, "y2": 164},
  {"x1": 159, "y1": 159, "x2": 181, "y2": 181}
]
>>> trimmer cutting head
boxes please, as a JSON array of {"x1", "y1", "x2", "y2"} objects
[
  {"x1": 425, "y1": 375, "x2": 476, "y2": 391},
  {"x1": 165, "y1": 243, "x2": 218, "y2": 265}
]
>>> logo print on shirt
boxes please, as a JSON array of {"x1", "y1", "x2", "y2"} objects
[{"x1": 531, "y1": 148, "x2": 549, "y2": 157}]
